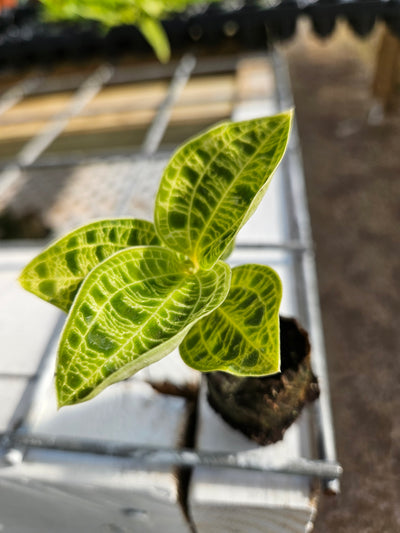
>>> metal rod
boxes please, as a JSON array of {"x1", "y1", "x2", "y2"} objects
[
  {"x1": 235, "y1": 241, "x2": 309, "y2": 252},
  {"x1": 0, "y1": 373, "x2": 36, "y2": 380},
  {"x1": 0, "y1": 73, "x2": 43, "y2": 116},
  {"x1": 115, "y1": 54, "x2": 196, "y2": 215},
  {"x1": 272, "y1": 49, "x2": 341, "y2": 494},
  {"x1": 141, "y1": 54, "x2": 197, "y2": 157},
  {"x1": 0, "y1": 433, "x2": 343, "y2": 480},
  {"x1": 0, "y1": 315, "x2": 65, "y2": 468},
  {"x1": 7, "y1": 148, "x2": 172, "y2": 172}
]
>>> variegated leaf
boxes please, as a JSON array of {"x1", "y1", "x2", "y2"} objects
[
  {"x1": 57, "y1": 246, "x2": 231, "y2": 407},
  {"x1": 155, "y1": 112, "x2": 292, "y2": 269},
  {"x1": 19, "y1": 219, "x2": 160, "y2": 312},
  {"x1": 180, "y1": 264, "x2": 282, "y2": 376}
]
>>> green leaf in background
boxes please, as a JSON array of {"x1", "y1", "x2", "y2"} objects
[
  {"x1": 155, "y1": 112, "x2": 293, "y2": 269},
  {"x1": 180, "y1": 264, "x2": 282, "y2": 376},
  {"x1": 138, "y1": 15, "x2": 170, "y2": 64},
  {"x1": 19, "y1": 219, "x2": 160, "y2": 312},
  {"x1": 56, "y1": 246, "x2": 231, "y2": 406},
  {"x1": 38, "y1": 0, "x2": 223, "y2": 62}
]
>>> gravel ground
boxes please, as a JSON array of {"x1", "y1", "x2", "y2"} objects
[{"x1": 284, "y1": 22, "x2": 400, "y2": 533}]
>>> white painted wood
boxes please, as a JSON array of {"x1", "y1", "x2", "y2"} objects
[
  {"x1": 0, "y1": 378, "x2": 193, "y2": 532},
  {"x1": 29, "y1": 372, "x2": 188, "y2": 447},
  {"x1": 188, "y1": 254, "x2": 317, "y2": 532},
  {"x1": 137, "y1": 347, "x2": 200, "y2": 390},
  {"x1": 0, "y1": 247, "x2": 61, "y2": 432},
  {"x1": 233, "y1": 57, "x2": 288, "y2": 248},
  {"x1": 0, "y1": 270, "x2": 61, "y2": 375},
  {"x1": 188, "y1": 503, "x2": 315, "y2": 533},
  {"x1": 0, "y1": 377, "x2": 29, "y2": 432},
  {"x1": 0, "y1": 246, "x2": 194, "y2": 533},
  {"x1": 189, "y1": 385, "x2": 316, "y2": 533},
  {"x1": 0, "y1": 458, "x2": 192, "y2": 533},
  {"x1": 236, "y1": 167, "x2": 287, "y2": 246}
]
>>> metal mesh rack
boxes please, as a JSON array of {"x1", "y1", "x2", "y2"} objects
[{"x1": 0, "y1": 46, "x2": 341, "y2": 531}]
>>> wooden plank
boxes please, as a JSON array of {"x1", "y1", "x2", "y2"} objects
[
  {"x1": 174, "y1": 74, "x2": 235, "y2": 105},
  {"x1": 83, "y1": 75, "x2": 233, "y2": 117},
  {"x1": 0, "y1": 459, "x2": 192, "y2": 533},
  {"x1": 64, "y1": 101, "x2": 232, "y2": 135},
  {"x1": 1, "y1": 372, "x2": 193, "y2": 532},
  {"x1": 235, "y1": 166, "x2": 287, "y2": 245},
  {"x1": 65, "y1": 109, "x2": 157, "y2": 133},
  {"x1": 0, "y1": 244, "x2": 195, "y2": 532},
  {"x1": 0, "y1": 251, "x2": 61, "y2": 376},
  {"x1": 138, "y1": 347, "x2": 200, "y2": 393},
  {"x1": 189, "y1": 384, "x2": 316, "y2": 533},
  {"x1": 0, "y1": 91, "x2": 73, "y2": 123},
  {"x1": 0, "y1": 75, "x2": 234, "y2": 143},
  {"x1": 0, "y1": 100, "x2": 232, "y2": 144},
  {"x1": 0, "y1": 247, "x2": 60, "y2": 437},
  {"x1": 0, "y1": 377, "x2": 30, "y2": 433},
  {"x1": 236, "y1": 57, "x2": 275, "y2": 102},
  {"x1": 168, "y1": 101, "x2": 233, "y2": 125},
  {"x1": 86, "y1": 80, "x2": 168, "y2": 112},
  {"x1": 188, "y1": 255, "x2": 317, "y2": 532},
  {"x1": 371, "y1": 27, "x2": 400, "y2": 111},
  {"x1": 27, "y1": 376, "x2": 188, "y2": 448}
]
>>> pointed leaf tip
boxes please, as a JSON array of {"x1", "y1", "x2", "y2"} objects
[
  {"x1": 155, "y1": 112, "x2": 293, "y2": 269},
  {"x1": 180, "y1": 264, "x2": 282, "y2": 376},
  {"x1": 19, "y1": 218, "x2": 160, "y2": 312}
]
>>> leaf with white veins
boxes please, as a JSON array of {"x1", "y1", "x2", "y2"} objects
[
  {"x1": 57, "y1": 246, "x2": 231, "y2": 407},
  {"x1": 19, "y1": 219, "x2": 160, "y2": 312},
  {"x1": 180, "y1": 264, "x2": 282, "y2": 376},
  {"x1": 155, "y1": 112, "x2": 293, "y2": 269}
]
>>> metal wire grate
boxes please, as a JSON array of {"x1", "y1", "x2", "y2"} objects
[{"x1": 0, "y1": 48, "x2": 341, "y2": 503}]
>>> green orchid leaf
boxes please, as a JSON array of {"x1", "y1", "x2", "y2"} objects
[
  {"x1": 220, "y1": 236, "x2": 236, "y2": 261},
  {"x1": 56, "y1": 246, "x2": 231, "y2": 407},
  {"x1": 180, "y1": 264, "x2": 282, "y2": 376},
  {"x1": 138, "y1": 15, "x2": 170, "y2": 63},
  {"x1": 19, "y1": 219, "x2": 160, "y2": 312},
  {"x1": 39, "y1": 0, "x2": 222, "y2": 62},
  {"x1": 155, "y1": 112, "x2": 292, "y2": 269}
]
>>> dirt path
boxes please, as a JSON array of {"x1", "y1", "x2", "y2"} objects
[{"x1": 284, "y1": 22, "x2": 400, "y2": 533}]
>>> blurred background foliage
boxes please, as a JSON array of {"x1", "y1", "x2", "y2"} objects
[{"x1": 38, "y1": 0, "x2": 222, "y2": 62}]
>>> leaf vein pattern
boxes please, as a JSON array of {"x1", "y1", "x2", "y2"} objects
[
  {"x1": 60, "y1": 252, "x2": 229, "y2": 403},
  {"x1": 192, "y1": 120, "x2": 288, "y2": 263},
  {"x1": 63, "y1": 270, "x2": 179, "y2": 373}
]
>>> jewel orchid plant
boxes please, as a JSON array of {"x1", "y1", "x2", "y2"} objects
[{"x1": 19, "y1": 111, "x2": 293, "y2": 408}]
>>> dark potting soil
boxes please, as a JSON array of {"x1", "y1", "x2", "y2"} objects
[
  {"x1": 0, "y1": 209, "x2": 50, "y2": 240},
  {"x1": 206, "y1": 316, "x2": 320, "y2": 445}
]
